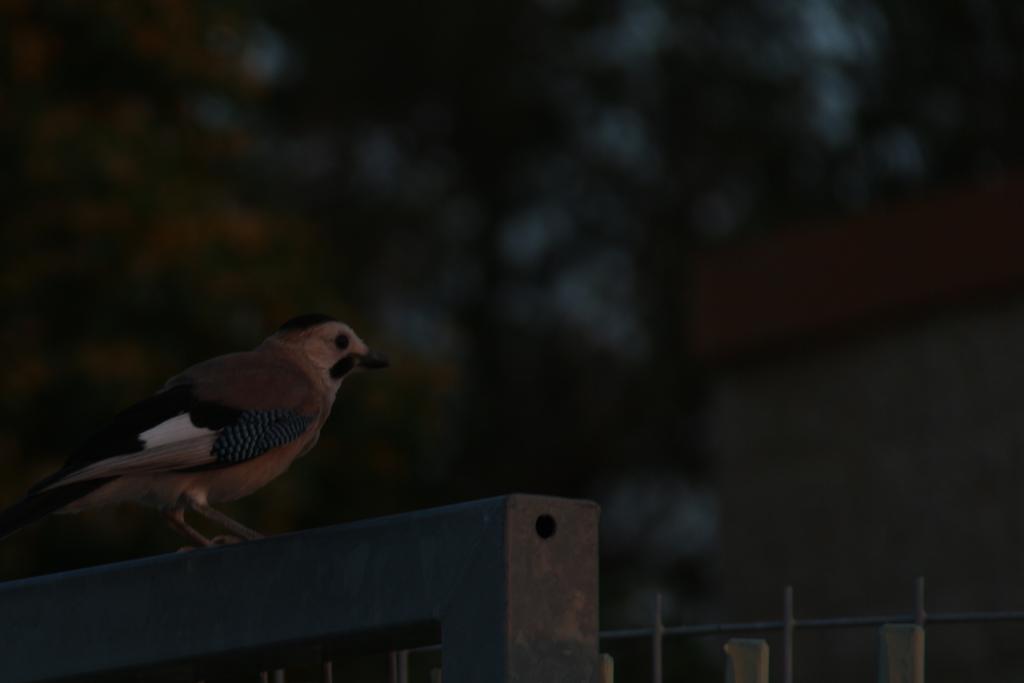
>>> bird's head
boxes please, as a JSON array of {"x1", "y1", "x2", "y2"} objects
[{"x1": 270, "y1": 313, "x2": 389, "y2": 387}]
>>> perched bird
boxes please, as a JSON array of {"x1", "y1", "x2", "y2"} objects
[{"x1": 0, "y1": 314, "x2": 388, "y2": 547}]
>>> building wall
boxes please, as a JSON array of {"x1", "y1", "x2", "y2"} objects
[{"x1": 710, "y1": 298, "x2": 1024, "y2": 683}]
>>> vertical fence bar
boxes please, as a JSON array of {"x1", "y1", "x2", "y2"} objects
[
  {"x1": 430, "y1": 668, "x2": 443, "y2": 683},
  {"x1": 782, "y1": 586, "x2": 794, "y2": 683},
  {"x1": 272, "y1": 670, "x2": 285, "y2": 683},
  {"x1": 388, "y1": 651, "x2": 398, "y2": 683},
  {"x1": 599, "y1": 653, "x2": 614, "y2": 683},
  {"x1": 724, "y1": 639, "x2": 769, "y2": 683},
  {"x1": 878, "y1": 624, "x2": 924, "y2": 683},
  {"x1": 259, "y1": 673, "x2": 269, "y2": 683},
  {"x1": 322, "y1": 660, "x2": 333, "y2": 683},
  {"x1": 652, "y1": 593, "x2": 664, "y2": 683},
  {"x1": 398, "y1": 649, "x2": 409, "y2": 683},
  {"x1": 913, "y1": 577, "x2": 926, "y2": 626}
]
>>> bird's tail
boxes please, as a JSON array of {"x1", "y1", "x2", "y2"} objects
[{"x1": 0, "y1": 478, "x2": 113, "y2": 541}]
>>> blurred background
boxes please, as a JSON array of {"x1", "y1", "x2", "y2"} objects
[{"x1": 1, "y1": 1, "x2": 1024, "y2": 681}]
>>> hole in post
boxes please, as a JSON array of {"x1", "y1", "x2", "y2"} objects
[{"x1": 535, "y1": 514, "x2": 556, "y2": 539}]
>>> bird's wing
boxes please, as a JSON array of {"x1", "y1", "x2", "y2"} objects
[{"x1": 33, "y1": 351, "x2": 321, "y2": 492}]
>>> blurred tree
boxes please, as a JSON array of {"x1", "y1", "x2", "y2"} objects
[
  {"x1": 0, "y1": 0, "x2": 337, "y2": 573},
  {"x1": 0, "y1": 1, "x2": 458, "y2": 581}
]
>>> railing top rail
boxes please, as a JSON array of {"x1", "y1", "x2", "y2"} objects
[{"x1": 0, "y1": 494, "x2": 601, "y2": 683}]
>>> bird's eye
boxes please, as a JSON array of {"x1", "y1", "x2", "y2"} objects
[{"x1": 335, "y1": 334, "x2": 349, "y2": 350}]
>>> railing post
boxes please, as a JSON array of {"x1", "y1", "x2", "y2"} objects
[
  {"x1": 913, "y1": 577, "x2": 926, "y2": 627},
  {"x1": 600, "y1": 653, "x2": 614, "y2": 683},
  {"x1": 441, "y1": 496, "x2": 600, "y2": 682},
  {"x1": 878, "y1": 624, "x2": 924, "y2": 683},
  {"x1": 724, "y1": 639, "x2": 769, "y2": 683},
  {"x1": 782, "y1": 585, "x2": 794, "y2": 683},
  {"x1": 653, "y1": 593, "x2": 664, "y2": 683}
]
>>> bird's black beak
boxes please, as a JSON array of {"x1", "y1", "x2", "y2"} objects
[{"x1": 358, "y1": 350, "x2": 390, "y2": 369}]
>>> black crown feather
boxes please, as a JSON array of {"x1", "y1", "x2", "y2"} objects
[{"x1": 277, "y1": 313, "x2": 336, "y2": 332}]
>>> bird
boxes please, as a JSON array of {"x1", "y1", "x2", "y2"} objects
[{"x1": 0, "y1": 314, "x2": 388, "y2": 547}]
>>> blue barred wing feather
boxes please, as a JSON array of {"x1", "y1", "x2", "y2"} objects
[{"x1": 211, "y1": 410, "x2": 315, "y2": 465}]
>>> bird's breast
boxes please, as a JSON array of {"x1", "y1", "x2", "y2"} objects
[{"x1": 188, "y1": 440, "x2": 306, "y2": 505}]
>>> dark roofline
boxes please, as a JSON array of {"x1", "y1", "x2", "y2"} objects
[{"x1": 693, "y1": 175, "x2": 1024, "y2": 364}]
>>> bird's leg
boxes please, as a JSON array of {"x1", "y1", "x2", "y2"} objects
[
  {"x1": 163, "y1": 507, "x2": 213, "y2": 549},
  {"x1": 186, "y1": 499, "x2": 264, "y2": 541}
]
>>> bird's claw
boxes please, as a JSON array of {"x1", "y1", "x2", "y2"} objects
[{"x1": 210, "y1": 534, "x2": 244, "y2": 545}]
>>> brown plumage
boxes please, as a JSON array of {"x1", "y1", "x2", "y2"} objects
[{"x1": 0, "y1": 314, "x2": 388, "y2": 547}]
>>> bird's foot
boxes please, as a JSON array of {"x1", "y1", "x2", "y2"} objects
[
  {"x1": 176, "y1": 545, "x2": 198, "y2": 553},
  {"x1": 210, "y1": 534, "x2": 244, "y2": 545}
]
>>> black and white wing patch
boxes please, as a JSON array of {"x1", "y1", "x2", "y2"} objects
[
  {"x1": 35, "y1": 384, "x2": 315, "y2": 491},
  {"x1": 212, "y1": 410, "x2": 314, "y2": 464}
]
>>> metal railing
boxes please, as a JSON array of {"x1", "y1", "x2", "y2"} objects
[
  {"x1": 5, "y1": 495, "x2": 1023, "y2": 683},
  {"x1": 604, "y1": 576, "x2": 1024, "y2": 682},
  {"x1": 394, "y1": 577, "x2": 1024, "y2": 683},
  {"x1": 0, "y1": 495, "x2": 600, "y2": 683}
]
